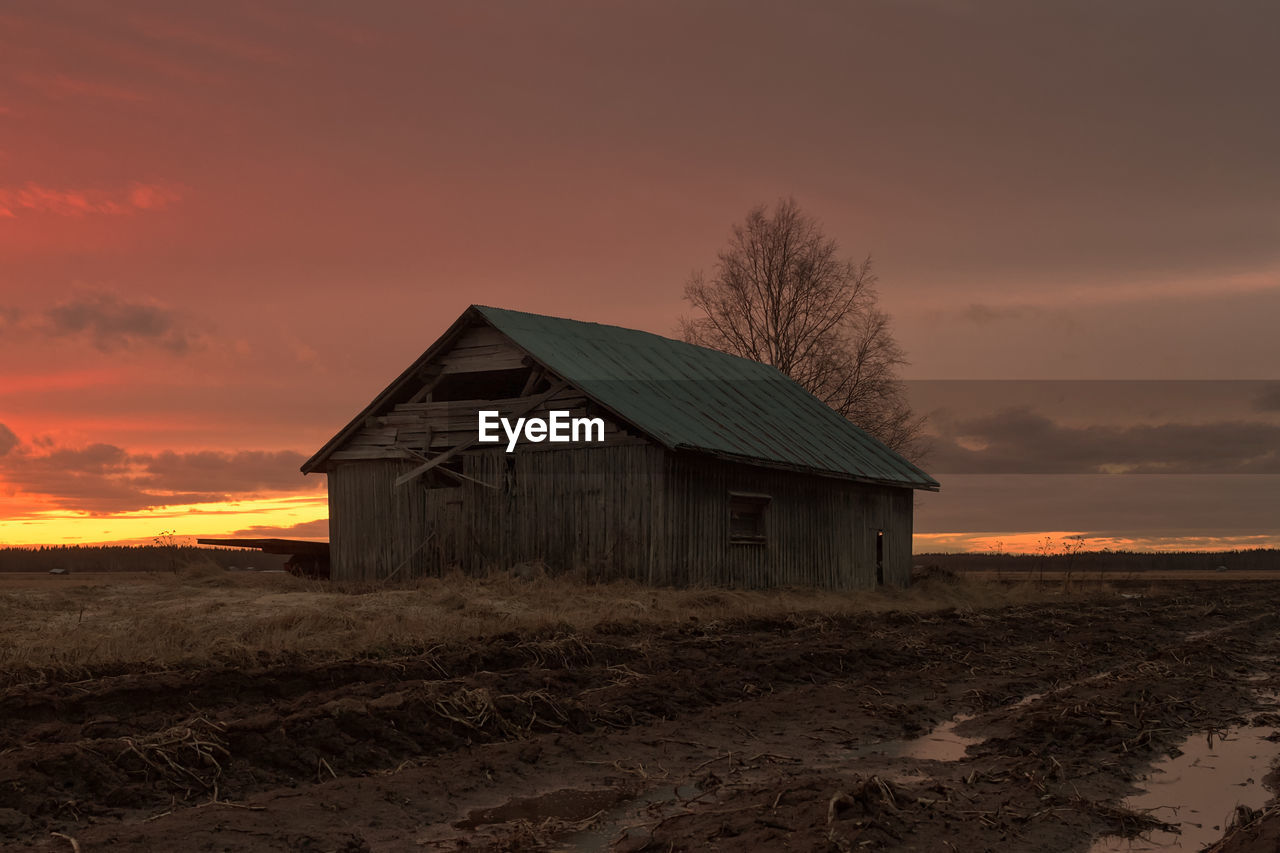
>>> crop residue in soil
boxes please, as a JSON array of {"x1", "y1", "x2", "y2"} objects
[
  {"x1": 8, "y1": 581, "x2": 1280, "y2": 853},
  {"x1": 552, "y1": 714, "x2": 985, "y2": 851}
]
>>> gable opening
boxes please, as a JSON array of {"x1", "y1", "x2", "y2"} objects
[
  {"x1": 432, "y1": 368, "x2": 532, "y2": 401},
  {"x1": 422, "y1": 457, "x2": 466, "y2": 489}
]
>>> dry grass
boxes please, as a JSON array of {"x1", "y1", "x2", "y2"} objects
[{"x1": 0, "y1": 557, "x2": 1099, "y2": 684}]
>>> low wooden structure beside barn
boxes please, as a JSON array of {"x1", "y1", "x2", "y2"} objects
[
  {"x1": 302, "y1": 306, "x2": 939, "y2": 588},
  {"x1": 196, "y1": 538, "x2": 331, "y2": 578}
]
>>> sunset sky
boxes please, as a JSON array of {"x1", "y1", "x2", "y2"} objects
[{"x1": 1, "y1": 1, "x2": 1277, "y2": 552}]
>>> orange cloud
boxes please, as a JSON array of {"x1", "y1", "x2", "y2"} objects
[
  {"x1": 0, "y1": 368, "x2": 124, "y2": 396},
  {"x1": 0, "y1": 182, "x2": 183, "y2": 217},
  {"x1": 18, "y1": 72, "x2": 148, "y2": 102},
  {"x1": 128, "y1": 183, "x2": 183, "y2": 210}
]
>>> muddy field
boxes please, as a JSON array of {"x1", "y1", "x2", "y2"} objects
[{"x1": 3, "y1": 580, "x2": 1279, "y2": 851}]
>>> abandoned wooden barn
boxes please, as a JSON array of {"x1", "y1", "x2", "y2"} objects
[{"x1": 301, "y1": 305, "x2": 939, "y2": 588}]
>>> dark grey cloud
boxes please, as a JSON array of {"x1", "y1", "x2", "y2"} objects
[
  {"x1": 961, "y1": 303, "x2": 1037, "y2": 325},
  {"x1": 929, "y1": 407, "x2": 1280, "y2": 474},
  {"x1": 40, "y1": 292, "x2": 200, "y2": 353},
  {"x1": 230, "y1": 518, "x2": 329, "y2": 539},
  {"x1": 1254, "y1": 384, "x2": 1280, "y2": 412},
  {"x1": 907, "y1": 381, "x2": 1280, "y2": 425},
  {"x1": 916, "y1": 474, "x2": 1280, "y2": 539},
  {"x1": 0, "y1": 443, "x2": 203, "y2": 514},
  {"x1": 0, "y1": 308, "x2": 20, "y2": 334},
  {"x1": 138, "y1": 450, "x2": 314, "y2": 494},
  {"x1": 0, "y1": 424, "x2": 18, "y2": 458},
  {"x1": 0, "y1": 437, "x2": 319, "y2": 514}
]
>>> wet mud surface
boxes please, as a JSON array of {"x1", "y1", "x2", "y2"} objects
[{"x1": 4, "y1": 581, "x2": 1280, "y2": 851}]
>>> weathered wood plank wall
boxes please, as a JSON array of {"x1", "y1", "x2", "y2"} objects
[
  {"x1": 328, "y1": 460, "x2": 430, "y2": 581},
  {"x1": 330, "y1": 449, "x2": 914, "y2": 588},
  {"x1": 450, "y1": 445, "x2": 664, "y2": 579},
  {"x1": 660, "y1": 454, "x2": 914, "y2": 589},
  {"x1": 328, "y1": 445, "x2": 665, "y2": 582}
]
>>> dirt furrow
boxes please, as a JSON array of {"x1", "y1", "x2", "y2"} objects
[{"x1": 3, "y1": 583, "x2": 1277, "y2": 851}]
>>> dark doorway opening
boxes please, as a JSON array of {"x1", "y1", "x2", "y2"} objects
[{"x1": 875, "y1": 530, "x2": 884, "y2": 585}]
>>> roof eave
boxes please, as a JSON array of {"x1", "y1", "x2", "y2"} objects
[
  {"x1": 300, "y1": 306, "x2": 489, "y2": 474},
  {"x1": 674, "y1": 445, "x2": 940, "y2": 491}
]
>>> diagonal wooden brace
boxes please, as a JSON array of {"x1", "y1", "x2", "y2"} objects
[{"x1": 394, "y1": 380, "x2": 567, "y2": 487}]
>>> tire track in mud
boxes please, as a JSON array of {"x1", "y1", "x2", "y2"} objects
[
  {"x1": 623, "y1": 592, "x2": 1280, "y2": 853},
  {"x1": 4, "y1": 583, "x2": 1278, "y2": 851}
]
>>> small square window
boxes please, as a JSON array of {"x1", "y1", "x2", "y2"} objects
[{"x1": 729, "y1": 492, "x2": 769, "y2": 544}]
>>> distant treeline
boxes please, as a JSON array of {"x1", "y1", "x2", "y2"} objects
[
  {"x1": 5, "y1": 544, "x2": 1275, "y2": 575},
  {"x1": 921, "y1": 549, "x2": 1280, "y2": 573},
  {"x1": 0, "y1": 545, "x2": 289, "y2": 573}
]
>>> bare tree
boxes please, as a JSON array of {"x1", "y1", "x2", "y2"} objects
[{"x1": 680, "y1": 198, "x2": 926, "y2": 458}]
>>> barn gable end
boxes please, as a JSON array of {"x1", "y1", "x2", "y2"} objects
[{"x1": 303, "y1": 313, "x2": 645, "y2": 476}]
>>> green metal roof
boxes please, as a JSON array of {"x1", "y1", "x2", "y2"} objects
[{"x1": 474, "y1": 305, "x2": 938, "y2": 490}]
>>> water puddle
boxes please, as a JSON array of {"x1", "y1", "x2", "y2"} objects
[
  {"x1": 846, "y1": 713, "x2": 986, "y2": 762},
  {"x1": 455, "y1": 787, "x2": 628, "y2": 829},
  {"x1": 1089, "y1": 724, "x2": 1280, "y2": 852},
  {"x1": 1012, "y1": 692, "x2": 1045, "y2": 708},
  {"x1": 900, "y1": 715, "x2": 985, "y2": 761}
]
